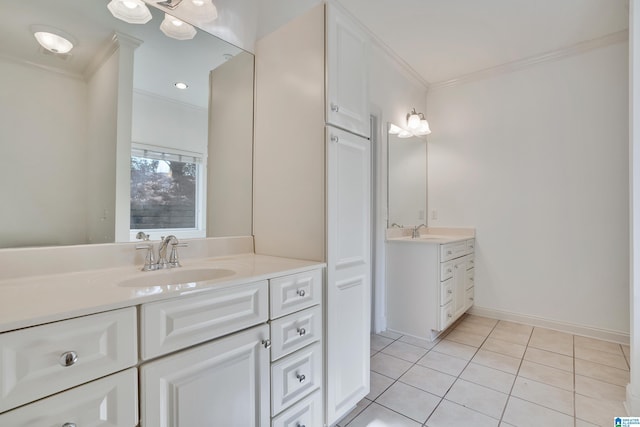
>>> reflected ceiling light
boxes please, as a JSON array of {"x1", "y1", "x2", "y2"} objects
[
  {"x1": 397, "y1": 129, "x2": 414, "y2": 139},
  {"x1": 160, "y1": 13, "x2": 197, "y2": 40},
  {"x1": 407, "y1": 108, "x2": 421, "y2": 130},
  {"x1": 107, "y1": 0, "x2": 152, "y2": 24},
  {"x1": 32, "y1": 27, "x2": 75, "y2": 54},
  {"x1": 180, "y1": 0, "x2": 218, "y2": 23},
  {"x1": 174, "y1": 82, "x2": 188, "y2": 89},
  {"x1": 388, "y1": 124, "x2": 403, "y2": 135}
]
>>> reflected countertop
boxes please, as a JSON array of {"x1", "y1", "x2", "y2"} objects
[{"x1": 0, "y1": 254, "x2": 324, "y2": 333}]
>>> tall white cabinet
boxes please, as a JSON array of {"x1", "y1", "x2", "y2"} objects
[{"x1": 254, "y1": 3, "x2": 371, "y2": 426}]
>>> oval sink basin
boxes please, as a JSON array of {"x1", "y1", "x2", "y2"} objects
[{"x1": 119, "y1": 268, "x2": 235, "y2": 288}]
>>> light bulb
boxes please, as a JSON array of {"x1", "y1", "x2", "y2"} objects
[
  {"x1": 192, "y1": 0, "x2": 205, "y2": 5},
  {"x1": 122, "y1": 0, "x2": 139, "y2": 9},
  {"x1": 107, "y1": 0, "x2": 152, "y2": 24},
  {"x1": 171, "y1": 18, "x2": 183, "y2": 26},
  {"x1": 417, "y1": 118, "x2": 431, "y2": 135}
]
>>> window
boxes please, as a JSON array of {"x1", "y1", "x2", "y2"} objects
[{"x1": 130, "y1": 143, "x2": 206, "y2": 240}]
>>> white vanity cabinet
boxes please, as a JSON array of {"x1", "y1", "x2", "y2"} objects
[{"x1": 387, "y1": 238, "x2": 475, "y2": 341}]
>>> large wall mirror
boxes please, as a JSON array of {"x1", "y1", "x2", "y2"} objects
[
  {"x1": 387, "y1": 123, "x2": 427, "y2": 228},
  {"x1": 0, "y1": 0, "x2": 254, "y2": 248}
]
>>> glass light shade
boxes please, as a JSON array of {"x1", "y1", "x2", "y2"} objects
[
  {"x1": 160, "y1": 13, "x2": 197, "y2": 40},
  {"x1": 398, "y1": 130, "x2": 413, "y2": 138},
  {"x1": 416, "y1": 118, "x2": 431, "y2": 135},
  {"x1": 34, "y1": 32, "x2": 74, "y2": 54},
  {"x1": 181, "y1": 0, "x2": 218, "y2": 23},
  {"x1": 107, "y1": 0, "x2": 152, "y2": 24},
  {"x1": 407, "y1": 113, "x2": 421, "y2": 130},
  {"x1": 388, "y1": 124, "x2": 403, "y2": 135}
]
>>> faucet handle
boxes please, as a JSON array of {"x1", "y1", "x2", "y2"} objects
[
  {"x1": 136, "y1": 244, "x2": 156, "y2": 271},
  {"x1": 136, "y1": 231, "x2": 150, "y2": 241},
  {"x1": 168, "y1": 242, "x2": 187, "y2": 268}
]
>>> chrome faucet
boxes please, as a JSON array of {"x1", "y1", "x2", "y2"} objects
[
  {"x1": 158, "y1": 235, "x2": 180, "y2": 269},
  {"x1": 412, "y1": 224, "x2": 427, "y2": 238},
  {"x1": 135, "y1": 233, "x2": 186, "y2": 271},
  {"x1": 390, "y1": 222, "x2": 404, "y2": 228}
]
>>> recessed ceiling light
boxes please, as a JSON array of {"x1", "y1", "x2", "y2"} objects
[
  {"x1": 30, "y1": 26, "x2": 76, "y2": 54},
  {"x1": 175, "y1": 82, "x2": 188, "y2": 89}
]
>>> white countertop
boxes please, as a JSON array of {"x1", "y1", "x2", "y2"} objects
[
  {"x1": 385, "y1": 227, "x2": 475, "y2": 245},
  {"x1": 0, "y1": 253, "x2": 324, "y2": 333}
]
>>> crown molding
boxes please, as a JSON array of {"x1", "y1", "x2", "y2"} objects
[
  {"x1": 329, "y1": 0, "x2": 430, "y2": 90},
  {"x1": 133, "y1": 88, "x2": 208, "y2": 112},
  {"x1": 0, "y1": 52, "x2": 84, "y2": 81},
  {"x1": 430, "y1": 30, "x2": 629, "y2": 91}
]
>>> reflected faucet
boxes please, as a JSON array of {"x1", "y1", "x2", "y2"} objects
[
  {"x1": 390, "y1": 223, "x2": 404, "y2": 228},
  {"x1": 135, "y1": 234, "x2": 186, "y2": 271},
  {"x1": 412, "y1": 224, "x2": 427, "y2": 238}
]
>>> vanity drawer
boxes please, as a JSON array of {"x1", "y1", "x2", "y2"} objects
[
  {"x1": 271, "y1": 341, "x2": 322, "y2": 415},
  {"x1": 0, "y1": 307, "x2": 137, "y2": 413},
  {"x1": 270, "y1": 269, "x2": 322, "y2": 319},
  {"x1": 440, "y1": 260, "x2": 454, "y2": 281},
  {"x1": 466, "y1": 239, "x2": 475, "y2": 251},
  {"x1": 440, "y1": 301, "x2": 454, "y2": 330},
  {"x1": 271, "y1": 389, "x2": 323, "y2": 427},
  {"x1": 440, "y1": 241, "x2": 469, "y2": 262},
  {"x1": 141, "y1": 280, "x2": 268, "y2": 360},
  {"x1": 440, "y1": 278, "x2": 454, "y2": 306},
  {"x1": 0, "y1": 368, "x2": 138, "y2": 426},
  {"x1": 466, "y1": 268, "x2": 475, "y2": 290},
  {"x1": 465, "y1": 287, "x2": 475, "y2": 310},
  {"x1": 270, "y1": 305, "x2": 322, "y2": 361}
]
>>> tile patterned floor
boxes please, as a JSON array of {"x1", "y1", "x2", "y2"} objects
[{"x1": 337, "y1": 315, "x2": 631, "y2": 427}]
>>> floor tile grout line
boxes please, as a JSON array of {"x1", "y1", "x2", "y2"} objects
[
  {"x1": 573, "y1": 334, "x2": 577, "y2": 427},
  {"x1": 497, "y1": 322, "x2": 535, "y2": 426}
]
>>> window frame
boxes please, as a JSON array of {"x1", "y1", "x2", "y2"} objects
[{"x1": 129, "y1": 142, "x2": 207, "y2": 241}]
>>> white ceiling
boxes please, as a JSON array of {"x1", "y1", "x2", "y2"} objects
[{"x1": 336, "y1": 0, "x2": 630, "y2": 85}]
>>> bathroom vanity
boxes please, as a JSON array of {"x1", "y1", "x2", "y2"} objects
[
  {"x1": 386, "y1": 228, "x2": 475, "y2": 341},
  {"x1": 0, "y1": 248, "x2": 324, "y2": 427}
]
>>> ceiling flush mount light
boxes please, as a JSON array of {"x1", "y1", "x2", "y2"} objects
[
  {"x1": 174, "y1": 82, "x2": 188, "y2": 89},
  {"x1": 32, "y1": 27, "x2": 75, "y2": 54},
  {"x1": 160, "y1": 13, "x2": 197, "y2": 40},
  {"x1": 180, "y1": 0, "x2": 218, "y2": 23},
  {"x1": 107, "y1": 0, "x2": 152, "y2": 24}
]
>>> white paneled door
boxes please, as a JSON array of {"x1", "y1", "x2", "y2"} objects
[{"x1": 326, "y1": 125, "x2": 371, "y2": 425}]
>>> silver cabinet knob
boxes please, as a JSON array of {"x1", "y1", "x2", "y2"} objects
[
  {"x1": 296, "y1": 424, "x2": 306, "y2": 427},
  {"x1": 330, "y1": 135, "x2": 339, "y2": 143},
  {"x1": 470, "y1": 277, "x2": 474, "y2": 281},
  {"x1": 447, "y1": 289, "x2": 452, "y2": 295},
  {"x1": 297, "y1": 328, "x2": 306, "y2": 336},
  {"x1": 470, "y1": 297, "x2": 474, "y2": 301},
  {"x1": 296, "y1": 374, "x2": 306, "y2": 383},
  {"x1": 447, "y1": 268, "x2": 452, "y2": 273},
  {"x1": 447, "y1": 250, "x2": 452, "y2": 255},
  {"x1": 330, "y1": 103, "x2": 339, "y2": 112},
  {"x1": 296, "y1": 289, "x2": 306, "y2": 297},
  {"x1": 59, "y1": 351, "x2": 78, "y2": 367},
  {"x1": 262, "y1": 339, "x2": 271, "y2": 349},
  {"x1": 62, "y1": 423, "x2": 77, "y2": 427},
  {"x1": 447, "y1": 313, "x2": 452, "y2": 318}
]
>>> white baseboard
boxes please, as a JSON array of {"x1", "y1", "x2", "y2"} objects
[{"x1": 469, "y1": 306, "x2": 630, "y2": 345}]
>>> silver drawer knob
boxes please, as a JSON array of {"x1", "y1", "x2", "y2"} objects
[
  {"x1": 62, "y1": 423, "x2": 77, "y2": 427},
  {"x1": 296, "y1": 289, "x2": 306, "y2": 297},
  {"x1": 296, "y1": 424, "x2": 306, "y2": 427},
  {"x1": 262, "y1": 339, "x2": 271, "y2": 349},
  {"x1": 331, "y1": 103, "x2": 339, "y2": 112},
  {"x1": 447, "y1": 289, "x2": 452, "y2": 295},
  {"x1": 447, "y1": 313, "x2": 452, "y2": 318},
  {"x1": 59, "y1": 351, "x2": 78, "y2": 367},
  {"x1": 447, "y1": 250, "x2": 452, "y2": 255},
  {"x1": 296, "y1": 374, "x2": 306, "y2": 383},
  {"x1": 447, "y1": 269, "x2": 452, "y2": 273},
  {"x1": 470, "y1": 297, "x2": 474, "y2": 301},
  {"x1": 470, "y1": 277, "x2": 474, "y2": 281},
  {"x1": 297, "y1": 328, "x2": 306, "y2": 336}
]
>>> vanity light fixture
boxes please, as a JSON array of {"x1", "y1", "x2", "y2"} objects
[
  {"x1": 174, "y1": 82, "x2": 188, "y2": 89},
  {"x1": 160, "y1": 13, "x2": 197, "y2": 40},
  {"x1": 107, "y1": 0, "x2": 152, "y2": 24},
  {"x1": 405, "y1": 108, "x2": 432, "y2": 136},
  {"x1": 32, "y1": 27, "x2": 75, "y2": 54}
]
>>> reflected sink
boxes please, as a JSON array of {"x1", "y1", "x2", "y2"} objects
[{"x1": 119, "y1": 268, "x2": 235, "y2": 288}]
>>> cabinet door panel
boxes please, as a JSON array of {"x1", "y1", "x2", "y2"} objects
[
  {"x1": 141, "y1": 324, "x2": 270, "y2": 427},
  {"x1": 326, "y1": 126, "x2": 371, "y2": 425},
  {"x1": 326, "y1": 4, "x2": 370, "y2": 138}
]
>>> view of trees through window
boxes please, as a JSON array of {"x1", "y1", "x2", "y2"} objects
[{"x1": 130, "y1": 156, "x2": 197, "y2": 230}]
